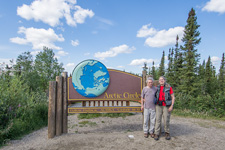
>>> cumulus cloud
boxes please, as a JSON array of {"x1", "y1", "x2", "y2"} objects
[
  {"x1": 137, "y1": 24, "x2": 184, "y2": 47},
  {"x1": 10, "y1": 26, "x2": 64, "y2": 50},
  {"x1": 211, "y1": 56, "x2": 221, "y2": 65},
  {"x1": 66, "y1": 63, "x2": 75, "y2": 67},
  {"x1": 65, "y1": 62, "x2": 76, "y2": 73},
  {"x1": 71, "y1": 39, "x2": 79, "y2": 47},
  {"x1": 94, "y1": 44, "x2": 136, "y2": 60},
  {"x1": 57, "y1": 50, "x2": 69, "y2": 56},
  {"x1": 129, "y1": 58, "x2": 157, "y2": 66},
  {"x1": 17, "y1": 0, "x2": 94, "y2": 27},
  {"x1": 202, "y1": 0, "x2": 225, "y2": 14},
  {"x1": 137, "y1": 24, "x2": 157, "y2": 38}
]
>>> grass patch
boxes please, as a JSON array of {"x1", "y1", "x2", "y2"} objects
[
  {"x1": 78, "y1": 113, "x2": 134, "y2": 119},
  {"x1": 173, "y1": 109, "x2": 225, "y2": 121},
  {"x1": 78, "y1": 121, "x2": 97, "y2": 127}
]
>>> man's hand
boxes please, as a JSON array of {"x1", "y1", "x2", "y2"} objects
[
  {"x1": 141, "y1": 105, "x2": 144, "y2": 111},
  {"x1": 143, "y1": 98, "x2": 145, "y2": 102},
  {"x1": 168, "y1": 105, "x2": 173, "y2": 112}
]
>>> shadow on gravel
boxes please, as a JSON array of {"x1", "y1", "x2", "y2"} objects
[
  {"x1": 170, "y1": 123, "x2": 197, "y2": 137},
  {"x1": 79, "y1": 123, "x2": 142, "y2": 134}
]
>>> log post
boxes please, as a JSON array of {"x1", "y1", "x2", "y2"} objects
[
  {"x1": 48, "y1": 81, "x2": 56, "y2": 139},
  {"x1": 56, "y1": 76, "x2": 63, "y2": 136},
  {"x1": 62, "y1": 72, "x2": 68, "y2": 134}
]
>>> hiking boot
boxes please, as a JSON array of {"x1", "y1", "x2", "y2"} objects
[
  {"x1": 154, "y1": 134, "x2": 159, "y2": 141},
  {"x1": 144, "y1": 133, "x2": 148, "y2": 138},
  {"x1": 165, "y1": 132, "x2": 171, "y2": 140}
]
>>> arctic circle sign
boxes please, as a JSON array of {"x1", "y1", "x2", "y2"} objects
[{"x1": 72, "y1": 59, "x2": 110, "y2": 98}]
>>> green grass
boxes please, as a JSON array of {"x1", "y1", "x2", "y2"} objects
[
  {"x1": 78, "y1": 121, "x2": 97, "y2": 127},
  {"x1": 78, "y1": 113, "x2": 134, "y2": 119},
  {"x1": 172, "y1": 109, "x2": 225, "y2": 121}
]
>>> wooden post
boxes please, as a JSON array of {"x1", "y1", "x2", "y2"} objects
[
  {"x1": 56, "y1": 76, "x2": 63, "y2": 136},
  {"x1": 48, "y1": 81, "x2": 56, "y2": 139},
  {"x1": 62, "y1": 72, "x2": 68, "y2": 134}
]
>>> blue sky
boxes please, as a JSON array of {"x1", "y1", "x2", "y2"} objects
[{"x1": 0, "y1": 0, "x2": 225, "y2": 75}]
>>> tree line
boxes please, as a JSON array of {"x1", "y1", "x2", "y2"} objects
[
  {"x1": 148, "y1": 8, "x2": 225, "y2": 117},
  {"x1": 0, "y1": 47, "x2": 64, "y2": 145}
]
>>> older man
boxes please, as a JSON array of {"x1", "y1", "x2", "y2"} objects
[
  {"x1": 141, "y1": 77, "x2": 157, "y2": 138},
  {"x1": 154, "y1": 76, "x2": 175, "y2": 140}
]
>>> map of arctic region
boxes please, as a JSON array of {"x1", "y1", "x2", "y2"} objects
[{"x1": 72, "y1": 60, "x2": 110, "y2": 98}]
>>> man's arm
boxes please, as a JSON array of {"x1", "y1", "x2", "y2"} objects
[
  {"x1": 168, "y1": 94, "x2": 175, "y2": 112},
  {"x1": 141, "y1": 97, "x2": 144, "y2": 111}
]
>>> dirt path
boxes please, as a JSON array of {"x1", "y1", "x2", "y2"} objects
[{"x1": 1, "y1": 113, "x2": 225, "y2": 150}]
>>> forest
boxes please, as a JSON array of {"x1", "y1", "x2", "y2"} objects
[{"x1": 0, "y1": 8, "x2": 224, "y2": 146}]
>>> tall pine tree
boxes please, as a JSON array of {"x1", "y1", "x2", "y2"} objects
[
  {"x1": 180, "y1": 8, "x2": 201, "y2": 95},
  {"x1": 158, "y1": 51, "x2": 165, "y2": 77},
  {"x1": 219, "y1": 53, "x2": 225, "y2": 92},
  {"x1": 151, "y1": 61, "x2": 157, "y2": 80}
]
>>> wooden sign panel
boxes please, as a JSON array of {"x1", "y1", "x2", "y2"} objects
[{"x1": 68, "y1": 69, "x2": 142, "y2": 102}]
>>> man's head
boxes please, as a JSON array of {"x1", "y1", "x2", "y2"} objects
[
  {"x1": 159, "y1": 76, "x2": 166, "y2": 86},
  {"x1": 146, "y1": 77, "x2": 154, "y2": 88}
]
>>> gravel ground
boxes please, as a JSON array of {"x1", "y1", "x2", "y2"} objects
[{"x1": 1, "y1": 113, "x2": 225, "y2": 150}]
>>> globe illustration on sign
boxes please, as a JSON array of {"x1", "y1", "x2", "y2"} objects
[{"x1": 72, "y1": 59, "x2": 110, "y2": 98}]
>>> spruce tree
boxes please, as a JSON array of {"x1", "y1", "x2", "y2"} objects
[
  {"x1": 205, "y1": 56, "x2": 213, "y2": 95},
  {"x1": 166, "y1": 48, "x2": 175, "y2": 87},
  {"x1": 198, "y1": 60, "x2": 206, "y2": 94},
  {"x1": 180, "y1": 8, "x2": 201, "y2": 95},
  {"x1": 219, "y1": 53, "x2": 225, "y2": 92},
  {"x1": 158, "y1": 51, "x2": 165, "y2": 77},
  {"x1": 151, "y1": 61, "x2": 157, "y2": 80}
]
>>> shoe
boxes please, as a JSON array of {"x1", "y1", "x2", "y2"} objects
[
  {"x1": 165, "y1": 132, "x2": 171, "y2": 140},
  {"x1": 144, "y1": 133, "x2": 148, "y2": 138},
  {"x1": 150, "y1": 133, "x2": 155, "y2": 138},
  {"x1": 154, "y1": 134, "x2": 159, "y2": 141}
]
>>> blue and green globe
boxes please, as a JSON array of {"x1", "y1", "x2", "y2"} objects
[{"x1": 72, "y1": 59, "x2": 110, "y2": 98}]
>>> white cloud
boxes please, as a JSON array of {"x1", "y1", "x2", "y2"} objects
[
  {"x1": 211, "y1": 56, "x2": 220, "y2": 65},
  {"x1": 96, "y1": 16, "x2": 114, "y2": 26},
  {"x1": 137, "y1": 23, "x2": 157, "y2": 38},
  {"x1": 202, "y1": 0, "x2": 225, "y2": 14},
  {"x1": 94, "y1": 44, "x2": 136, "y2": 60},
  {"x1": 71, "y1": 39, "x2": 79, "y2": 46},
  {"x1": 164, "y1": 56, "x2": 168, "y2": 61},
  {"x1": 73, "y1": 6, "x2": 94, "y2": 24},
  {"x1": 117, "y1": 66, "x2": 125, "y2": 69},
  {"x1": 17, "y1": 0, "x2": 94, "y2": 27},
  {"x1": 129, "y1": 58, "x2": 156, "y2": 66},
  {"x1": 137, "y1": 24, "x2": 184, "y2": 47},
  {"x1": 30, "y1": 50, "x2": 41, "y2": 56},
  {"x1": 57, "y1": 50, "x2": 69, "y2": 56},
  {"x1": 66, "y1": 63, "x2": 75, "y2": 67},
  {"x1": 65, "y1": 62, "x2": 76, "y2": 74},
  {"x1": 10, "y1": 26, "x2": 64, "y2": 50},
  {"x1": 0, "y1": 58, "x2": 12, "y2": 64}
]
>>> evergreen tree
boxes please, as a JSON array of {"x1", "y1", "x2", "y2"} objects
[
  {"x1": 205, "y1": 56, "x2": 213, "y2": 95},
  {"x1": 198, "y1": 60, "x2": 206, "y2": 94},
  {"x1": 219, "y1": 53, "x2": 225, "y2": 92},
  {"x1": 151, "y1": 61, "x2": 157, "y2": 80},
  {"x1": 180, "y1": 8, "x2": 201, "y2": 95},
  {"x1": 166, "y1": 48, "x2": 175, "y2": 86},
  {"x1": 158, "y1": 51, "x2": 165, "y2": 77}
]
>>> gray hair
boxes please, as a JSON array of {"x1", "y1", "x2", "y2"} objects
[
  {"x1": 146, "y1": 77, "x2": 154, "y2": 83},
  {"x1": 159, "y1": 76, "x2": 166, "y2": 81}
]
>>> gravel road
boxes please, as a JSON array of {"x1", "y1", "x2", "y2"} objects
[{"x1": 1, "y1": 113, "x2": 225, "y2": 150}]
